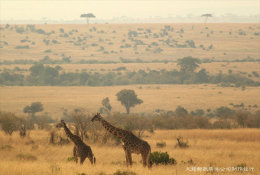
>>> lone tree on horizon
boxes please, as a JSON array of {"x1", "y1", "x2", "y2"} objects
[
  {"x1": 24, "y1": 102, "x2": 44, "y2": 117},
  {"x1": 201, "y1": 14, "x2": 212, "y2": 23},
  {"x1": 116, "y1": 89, "x2": 143, "y2": 114},
  {"x1": 80, "y1": 13, "x2": 96, "y2": 24}
]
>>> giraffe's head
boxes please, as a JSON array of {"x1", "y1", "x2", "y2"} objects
[
  {"x1": 56, "y1": 120, "x2": 66, "y2": 128},
  {"x1": 91, "y1": 113, "x2": 102, "y2": 122}
]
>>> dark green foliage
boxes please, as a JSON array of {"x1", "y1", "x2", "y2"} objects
[
  {"x1": 23, "y1": 102, "x2": 44, "y2": 117},
  {"x1": 175, "y1": 106, "x2": 188, "y2": 117},
  {"x1": 116, "y1": 89, "x2": 143, "y2": 114},
  {"x1": 215, "y1": 106, "x2": 234, "y2": 118},
  {"x1": 15, "y1": 45, "x2": 29, "y2": 49},
  {"x1": 177, "y1": 56, "x2": 200, "y2": 74},
  {"x1": 67, "y1": 156, "x2": 76, "y2": 162},
  {"x1": 235, "y1": 111, "x2": 249, "y2": 127},
  {"x1": 0, "y1": 70, "x2": 24, "y2": 85},
  {"x1": 15, "y1": 26, "x2": 25, "y2": 34},
  {"x1": 149, "y1": 151, "x2": 176, "y2": 166},
  {"x1": 185, "y1": 40, "x2": 196, "y2": 48},
  {"x1": 0, "y1": 56, "x2": 259, "y2": 86},
  {"x1": 36, "y1": 29, "x2": 46, "y2": 34},
  {"x1": 0, "y1": 111, "x2": 21, "y2": 135}
]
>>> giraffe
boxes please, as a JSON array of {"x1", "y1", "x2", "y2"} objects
[
  {"x1": 56, "y1": 120, "x2": 96, "y2": 165},
  {"x1": 91, "y1": 113, "x2": 151, "y2": 167}
]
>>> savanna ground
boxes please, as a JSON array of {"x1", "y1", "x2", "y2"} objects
[
  {"x1": 0, "y1": 129, "x2": 259, "y2": 175},
  {"x1": 1, "y1": 23, "x2": 260, "y2": 174},
  {"x1": 0, "y1": 84, "x2": 259, "y2": 117},
  {"x1": 1, "y1": 23, "x2": 260, "y2": 62}
]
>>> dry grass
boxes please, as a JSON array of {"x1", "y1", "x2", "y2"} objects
[
  {"x1": 0, "y1": 85, "x2": 259, "y2": 117},
  {"x1": 1, "y1": 23, "x2": 259, "y2": 62},
  {"x1": 0, "y1": 129, "x2": 259, "y2": 175}
]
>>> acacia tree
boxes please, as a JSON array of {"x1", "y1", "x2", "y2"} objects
[
  {"x1": 24, "y1": 102, "x2": 44, "y2": 117},
  {"x1": 80, "y1": 13, "x2": 96, "y2": 24},
  {"x1": 201, "y1": 14, "x2": 213, "y2": 23},
  {"x1": 116, "y1": 89, "x2": 143, "y2": 114},
  {"x1": 177, "y1": 56, "x2": 200, "y2": 74}
]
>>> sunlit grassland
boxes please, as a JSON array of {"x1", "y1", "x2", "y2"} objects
[
  {"x1": 0, "y1": 129, "x2": 259, "y2": 175},
  {"x1": 0, "y1": 85, "x2": 259, "y2": 117}
]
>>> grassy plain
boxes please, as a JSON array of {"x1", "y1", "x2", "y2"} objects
[
  {"x1": 1, "y1": 23, "x2": 260, "y2": 62},
  {"x1": 0, "y1": 129, "x2": 259, "y2": 175},
  {"x1": 0, "y1": 85, "x2": 259, "y2": 117}
]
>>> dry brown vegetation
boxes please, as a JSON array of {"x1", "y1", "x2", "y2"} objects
[
  {"x1": 0, "y1": 85, "x2": 259, "y2": 117},
  {"x1": 0, "y1": 129, "x2": 259, "y2": 175},
  {"x1": 1, "y1": 23, "x2": 259, "y2": 62}
]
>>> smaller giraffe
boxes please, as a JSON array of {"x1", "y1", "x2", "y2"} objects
[
  {"x1": 56, "y1": 120, "x2": 96, "y2": 165},
  {"x1": 91, "y1": 113, "x2": 151, "y2": 167}
]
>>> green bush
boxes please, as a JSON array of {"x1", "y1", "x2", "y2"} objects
[
  {"x1": 0, "y1": 111, "x2": 21, "y2": 135},
  {"x1": 149, "y1": 151, "x2": 176, "y2": 166},
  {"x1": 67, "y1": 156, "x2": 76, "y2": 162}
]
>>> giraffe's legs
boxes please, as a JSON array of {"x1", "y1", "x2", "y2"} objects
[
  {"x1": 123, "y1": 145, "x2": 130, "y2": 167},
  {"x1": 141, "y1": 152, "x2": 148, "y2": 167},
  {"x1": 73, "y1": 146, "x2": 78, "y2": 163},
  {"x1": 88, "y1": 154, "x2": 95, "y2": 165},
  {"x1": 128, "y1": 152, "x2": 132, "y2": 166},
  {"x1": 80, "y1": 156, "x2": 87, "y2": 164}
]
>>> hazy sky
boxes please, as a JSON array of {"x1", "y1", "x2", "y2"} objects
[{"x1": 1, "y1": 0, "x2": 260, "y2": 21}]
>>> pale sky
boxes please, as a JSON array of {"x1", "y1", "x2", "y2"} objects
[{"x1": 0, "y1": 0, "x2": 260, "y2": 21}]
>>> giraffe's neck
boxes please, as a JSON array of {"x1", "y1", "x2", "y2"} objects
[
  {"x1": 63, "y1": 124, "x2": 82, "y2": 145},
  {"x1": 99, "y1": 118, "x2": 127, "y2": 139}
]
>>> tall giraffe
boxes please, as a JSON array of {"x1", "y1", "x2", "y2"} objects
[
  {"x1": 91, "y1": 113, "x2": 151, "y2": 167},
  {"x1": 56, "y1": 120, "x2": 96, "y2": 165}
]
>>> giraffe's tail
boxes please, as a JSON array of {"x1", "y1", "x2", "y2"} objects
[{"x1": 93, "y1": 155, "x2": 96, "y2": 165}]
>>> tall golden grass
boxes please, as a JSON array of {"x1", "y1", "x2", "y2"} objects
[{"x1": 0, "y1": 129, "x2": 259, "y2": 175}]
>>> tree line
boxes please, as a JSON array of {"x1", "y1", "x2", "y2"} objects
[{"x1": 0, "y1": 57, "x2": 259, "y2": 86}]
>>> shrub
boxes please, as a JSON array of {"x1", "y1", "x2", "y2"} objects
[
  {"x1": 156, "y1": 141, "x2": 166, "y2": 148},
  {"x1": 15, "y1": 45, "x2": 29, "y2": 49},
  {"x1": 16, "y1": 153, "x2": 37, "y2": 161},
  {"x1": 0, "y1": 111, "x2": 21, "y2": 135},
  {"x1": 149, "y1": 151, "x2": 176, "y2": 166},
  {"x1": 15, "y1": 27, "x2": 25, "y2": 34},
  {"x1": 67, "y1": 156, "x2": 76, "y2": 162},
  {"x1": 113, "y1": 170, "x2": 136, "y2": 175},
  {"x1": 36, "y1": 29, "x2": 46, "y2": 35},
  {"x1": 0, "y1": 144, "x2": 13, "y2": 150}
]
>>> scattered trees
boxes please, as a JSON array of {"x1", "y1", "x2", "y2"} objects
[{"x1": 116, "y1": 89, "x2": 143, "y2": 114}]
